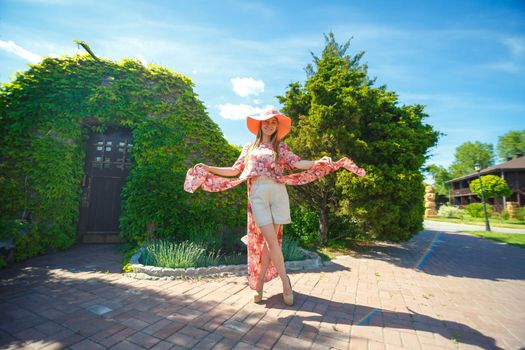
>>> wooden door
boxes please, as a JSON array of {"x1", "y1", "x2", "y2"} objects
[{"x1": 78, "y1": 127, "x2": 133, "y2": 243}]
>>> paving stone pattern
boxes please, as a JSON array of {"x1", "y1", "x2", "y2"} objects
[{"x1": 1, "y1": 228, "x2": 524, "y2": 349}]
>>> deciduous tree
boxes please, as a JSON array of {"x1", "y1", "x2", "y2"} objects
[
  {"x1": 497, "y1": 130, "x2": 525, "y2": 161},
  {"x1": 449, "y1": 142, "x2": 495, "y2": 179},
  {"x1": 426, "y1": 164, "x2": 451, "y2": 196},
  {"x1": 469, "y1": 175, "x2": 512, "y2": 199}
]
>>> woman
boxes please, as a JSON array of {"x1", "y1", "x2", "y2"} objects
[{"x1": 184, "y1": 108, "x2": 365, "y2": 306}]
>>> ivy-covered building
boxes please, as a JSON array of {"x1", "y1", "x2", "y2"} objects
[
  {"x1": 446, "y1": 154, "x2": 525, "y2": 211},
  {"x1": 0, "y1": 55, "x2": 245, "y2": 262}
]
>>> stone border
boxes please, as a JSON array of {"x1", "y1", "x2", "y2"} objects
[{"x1": 125, "y1": 247, "x2": 323, "y2": 280}]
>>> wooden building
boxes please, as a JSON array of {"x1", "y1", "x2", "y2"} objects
[{"x1": 445, "y1": 155, "x2": 525, "y2": 212}]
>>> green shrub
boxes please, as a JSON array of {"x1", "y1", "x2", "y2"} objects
[
  {"x1": 220, "y1": 252, "x2": 246, "y2": 265},
  {"x1": 464, "y1": 203, "x2": 492, "y2": 218},
  {"x1": 288, "y1": 204, "x2": 365, "y2": 247},
  {"x1": 0, "y1": 219, "x2": 45, "y2": 262},
  {"x1": 328, "y1": 212, "x2": 364, "y2": 241},
  {"x1": 122, "y1": 263, "x2": 134, "y2": 273},
  {"x1": 288, "y1": 206, "x2": 321, "y2": 247},
  {"x1": 515, "y1": 207, "x2": 525, "y2": 221},
  {"x1": 282, "y1": 236, "x2": 305, "y2": 261},
  {"x1": 188, "y1": 221, "x2": 222, "y2": 252},
  {"x1": 438, "y1": 205, "x2": 465, "y2": 218},
  {"x1": 139, "y1": 236, "x2": 308, "y2": 269},
  {"x1": 140, "y1": 240, "x2": 221, "y2": 269},
  {"x1": 220, "y1": 226, "x2": 246, "y2": 254},
  {"x1": 501, "y1": 210, "x2": 509, "y2": 220},
  {"x1": 13, "y1": 230, "x2": 43, "y2": 262}
]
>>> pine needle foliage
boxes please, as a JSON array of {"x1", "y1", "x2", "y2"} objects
[{"x1": 278, "y1": 33, "x2": 440, "y2": 241}]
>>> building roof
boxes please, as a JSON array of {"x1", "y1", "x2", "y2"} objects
[{"x1": 445, "y1": 156, "x2": 525, "y2": 183}]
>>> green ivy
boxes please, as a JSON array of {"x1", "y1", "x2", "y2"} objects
[{"x1": 0, "y1": 54, "x2": 246, "y2": 260}]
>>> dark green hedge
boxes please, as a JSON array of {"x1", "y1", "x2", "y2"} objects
[{"x1": 0, "y1": 55, "x2": 245, "y2": 261}]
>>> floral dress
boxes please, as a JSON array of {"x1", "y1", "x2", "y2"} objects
[{"x1": 184, "y1": 142, "x2": 365, "y2": 290}]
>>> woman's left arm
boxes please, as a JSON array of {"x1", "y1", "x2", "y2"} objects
[
  {"x1": 293, "y1": 156, "x2": 333, "y2": 170},
  {"x1": 280, "y1": 144, "x2": 332, "y2": 170}
]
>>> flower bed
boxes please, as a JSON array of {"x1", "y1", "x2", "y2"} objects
[{"x1": 125, "y1": 247, "x2": 323, "y2": 280}]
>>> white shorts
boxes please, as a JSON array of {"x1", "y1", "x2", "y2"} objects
[{"x1": 249, "y1": 178, "x2": 291, "y2": 227}]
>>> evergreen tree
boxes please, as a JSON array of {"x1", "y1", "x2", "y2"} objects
[
  {"x1": 278, "y1": 33, "x2": 439, "y2": 242},
  {"x1": 426, "y1": 164, "x2": 451, "y2": 196}
]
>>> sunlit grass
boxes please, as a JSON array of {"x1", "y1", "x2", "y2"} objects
[
  {"x1": 465, "y1": 231, "x2": 525, "y2": 249},
  {"x1": 140, "y1": 240, "x2": 222, "y2": 268},
  {"x1": 426, "y1": 216, "x2": 525, "y2": 230},
  {"x1": 317, "y1": 237, "x2": 375, "y2": 261},
  {"x1": 139, "y1": 237, "x2": 307, "y2": 268}
]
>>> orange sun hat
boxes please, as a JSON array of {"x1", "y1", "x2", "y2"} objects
[{"x1": 246, "y1": 108, "x2": 292, "y2": 141}]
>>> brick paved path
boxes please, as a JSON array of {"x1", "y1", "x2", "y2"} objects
[{"x1": 1, "y1": 228, "x2": 524, "y2": 349}]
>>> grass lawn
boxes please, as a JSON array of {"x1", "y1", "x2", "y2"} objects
[
  {"x1": 426, "y1": 216, "x2": 525, "y2": 231},
  {"x1": 465, "y1": 231, "x2": 525, "y2": 249}
]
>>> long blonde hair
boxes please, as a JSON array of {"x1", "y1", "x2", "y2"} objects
[{"x1": 245, "y1": 121, "x2": 280, "y2": 166}]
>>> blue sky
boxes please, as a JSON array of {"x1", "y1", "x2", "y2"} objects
[{"x1": 1, "y1": 0, "x2": 524, "y2": 169}]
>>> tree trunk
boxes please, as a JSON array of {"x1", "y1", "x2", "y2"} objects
[{"x1": 318, "y1": 192, "x2": 329, "y2": 244}]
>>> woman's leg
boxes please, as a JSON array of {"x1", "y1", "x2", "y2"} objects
[
  {"x1": 255, "y1": 224, "x2": 281, "y2": 291},
  {"x1": 258, "y1": 223, "x2": 292, "y2": 294}
]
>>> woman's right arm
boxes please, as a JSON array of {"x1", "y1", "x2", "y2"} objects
[{"x1": 195, "y1": 164, "x2": 240, "y2": 177}]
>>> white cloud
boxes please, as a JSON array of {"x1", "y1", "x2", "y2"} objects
[
  {"x1": 230, "y1": 77, "x2": 264, "y2": 97},
  {"x1": 502, "y1": 37, "x2": 525, "y2": 58},
  {"x1": 235, "y1": 2, "x2": 274, "y2": 17},
  {"x1": 398, "y1": 92, "x2": 525, "y2": 112},
  {"x1": 15, "y1": 0, "x2": 78, "y2": 3},
  {"x1": 481, "y1": 37, "x2": 525, "y2": 75},
  {"x1": 0, "y1": 40, "x2": 42, "y2": 63},
  {"x1": 483, "y1": 61, "x2": 523, "y2": 74},
  {"x1": 252, "y1": 99, "x2": 262, "y2": 104},
  {"x1": 217, "y1": 103, "x2": 273, "y2": 120}
]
